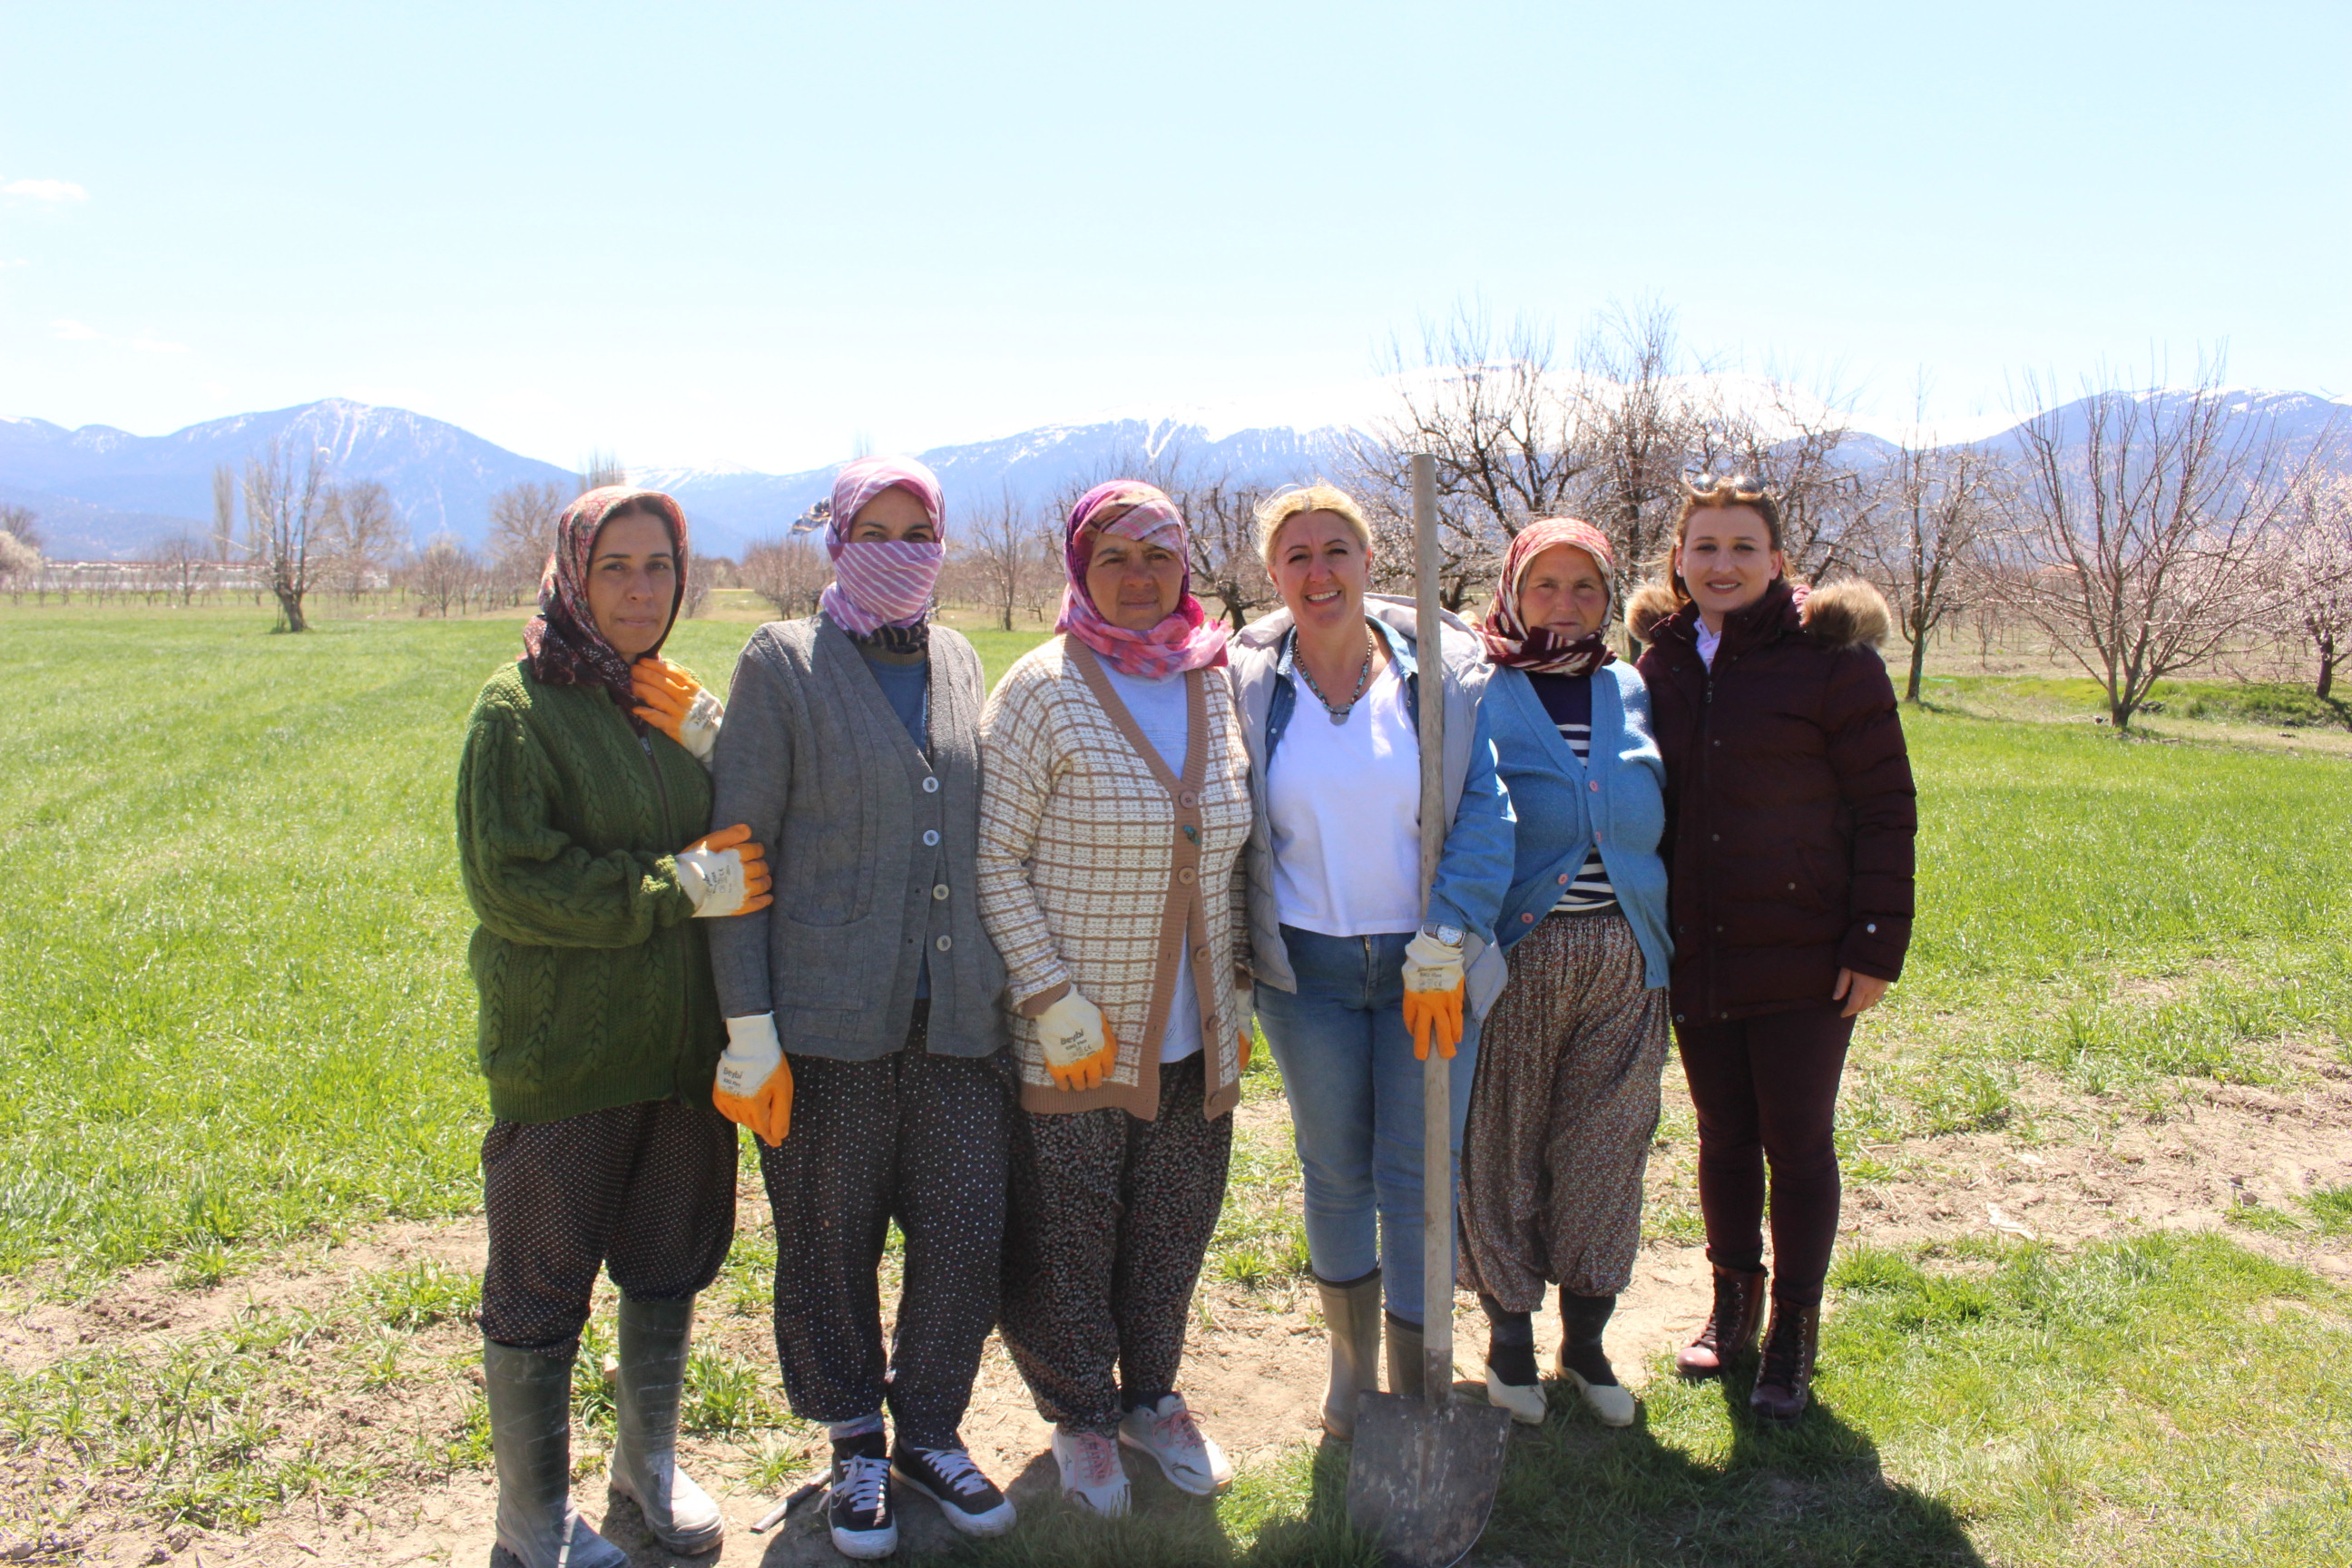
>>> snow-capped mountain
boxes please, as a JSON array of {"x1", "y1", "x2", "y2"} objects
[{"x1": 6, "y1": 381, "x2": 2343, "y2": 561}]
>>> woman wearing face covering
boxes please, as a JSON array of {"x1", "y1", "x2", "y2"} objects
[
  {"x1": 704, "y1": 456, "x2": 1015, "y2": 1559},
  {"x1": 1457, "y1": 519, "x2": 1672, "y2": 1430},
  {"x1": 975, "y1": 482, "x2": 1252, "y2": 1517},
  {"x1": 456, "y1": 486, "x2": 771, "y2": 1568}
]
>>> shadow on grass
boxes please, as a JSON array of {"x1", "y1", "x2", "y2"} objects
[{"x1": 1479, "y1": 1366, "x2": 1986, "y2": 1568}]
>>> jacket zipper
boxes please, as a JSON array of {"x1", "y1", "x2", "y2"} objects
[{"x1": 1696, "y1": 656, "x2": 1718, "y2": 1021}]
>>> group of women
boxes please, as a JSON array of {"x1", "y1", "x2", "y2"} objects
[{"x1": 454, "y1": 462, "x2": 1916, "y2": 1566}]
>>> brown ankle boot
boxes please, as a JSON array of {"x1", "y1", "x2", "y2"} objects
[
  {"x1": 1676, "y1": 1264, "x2": 1768, "y2": 1377},
  {"x1": 1748, "y1": 1299, "x2": 1820, "y2": 1425}
]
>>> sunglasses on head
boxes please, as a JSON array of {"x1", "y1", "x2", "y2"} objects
[{"x1": 1681, "y1": 473, "x2": 1768, "y2": 503}]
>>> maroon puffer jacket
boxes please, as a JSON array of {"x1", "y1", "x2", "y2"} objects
[{"x1": 1632, "y1": 577, "x2": 1916, "y2": 1026}]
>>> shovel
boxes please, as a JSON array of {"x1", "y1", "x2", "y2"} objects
[{"x1": 1344, "y1": 453, "x2": 1514, "y2": 1567}]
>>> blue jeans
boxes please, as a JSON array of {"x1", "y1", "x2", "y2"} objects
[{"x1": 1255, "y1": 924, "x2": 1479, "y2": 1325}]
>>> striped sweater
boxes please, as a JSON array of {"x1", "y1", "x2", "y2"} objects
[{"x1": 976, "y1": 636, "x2": 1253, "y2": 1121}]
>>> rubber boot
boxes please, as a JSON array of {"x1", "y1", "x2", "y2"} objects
[
  {"x1": 608, "y1": 1295, "x2": 726, "y2": 1554},
  {"x1": 1384, "y1": 1311, "x2": 1426, "y2": 1401},
  {"x1": 483, "y1": 1338, "x2": 628, "y2": 1568},
  {"x1": 1312, "y1": 1269, "x2": 1384, "y2": 1438},
  {"x1": 1748, "y1": 1298, "x2": 1820, "y2": 1426},
  {"x1": 1676, "y1": 1263, "x2": 1768, "y2": 1377},
  {"x1": 1558, "y1": 1291, "x2": 1635, "y2": 1427}
]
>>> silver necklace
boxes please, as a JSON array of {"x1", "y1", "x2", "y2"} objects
[{"x1": 1296, "y1": 629, "x2": 1375, "y2": 725}]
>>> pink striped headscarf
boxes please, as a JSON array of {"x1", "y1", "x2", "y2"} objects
[
  {"x1": 1054, "y1": 481, "x2": 1230, "y2": 680},
  {"x1": 819, "y1": 456, "x2": 946, "y2": 636}
]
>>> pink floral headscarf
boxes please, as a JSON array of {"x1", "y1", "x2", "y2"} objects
[
  {"x1": 1478, "y1": 516, "x2": 1618, "y2": 677},
  {"x1": 820, "y1": 456, "x2": 946, "y2": 636},
  {"x1": 1054, "y1": 481, "x2": 1229, "y2": 680},
  {"x1": 523, "y1": 485, "x2": 690, "y2": 709}
]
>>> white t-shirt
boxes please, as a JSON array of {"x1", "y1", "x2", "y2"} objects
[
  {"x1": 1101, "y1": 665, "x2": 1202, "y2": 1063},
  {"x1": 1268, "y1": 658, "x2": 1424, "y2": 937}
]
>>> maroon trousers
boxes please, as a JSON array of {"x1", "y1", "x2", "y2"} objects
[{"x1": 1674, "y1": 1003, "x2": 1855, "y2": 1307}]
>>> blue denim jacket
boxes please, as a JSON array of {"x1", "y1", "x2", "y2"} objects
[
  {"x1": 1482, "y1": 662, "x2": 1672, "y2": 989},
  {"x1": 1230, "y1": 596, "x2": 1516, "y2": 1014}
]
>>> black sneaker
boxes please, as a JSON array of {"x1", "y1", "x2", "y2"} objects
[
  {"x1": 828, "y1": 1433, "x2": 898, "y2": 1560},
  {"x1": 892, "y1": 1443, "x2": 1017, "y2": 1537}
]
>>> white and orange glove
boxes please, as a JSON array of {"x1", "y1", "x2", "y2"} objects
[
  {"x1": 633, "y1": 658, "x2": 725, "y2": 765},
  {"x1": 675, "y1": 825, "x2": 771, "y2": 918},
  {"x1": 1400, "y1": 929, "x2": 1465, "y2": 1060},
  {"x1": 1035, "y1": 991, "x2": 1119, "y2": 1093},
  {"x1": 713, "y1": 1013, "x2": 792, "y2": 1146}
]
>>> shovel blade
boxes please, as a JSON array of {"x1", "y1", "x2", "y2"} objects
[{"x1": 1344, "y1": 1392, "x2": 1514, "y2": 1568}]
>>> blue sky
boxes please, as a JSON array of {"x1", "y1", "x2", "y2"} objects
[{"x1": 1, "y1": 0, "x2": 2345, "y2": 472}]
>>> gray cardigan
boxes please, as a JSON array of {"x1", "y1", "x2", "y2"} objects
[{"x1": 706, "y1": 614, "x2": 1008, "y2": 1060}]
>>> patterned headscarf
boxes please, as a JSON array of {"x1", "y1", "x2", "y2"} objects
[
  {"x1": 1479, "y1": 516, "x2": 1618, "y2": 676},
  {"x1": 1054, "y1": 481, "x2": 1230, "y2": 680},
  {"x1": 819, "y1": 456, "x2": 946, "y2": 636},
  {"x1": 523, "y1": 485, "x2": 690, "y2": 709}
]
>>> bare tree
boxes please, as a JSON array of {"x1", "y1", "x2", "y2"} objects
[
  {"x1": 488, "y1": 481, "x2": 569, "y2": 602},
  {"x1": 2283, "y1": 475, "x2": 2352, "y2": 700},
  {"x1": 954, "y1": 484, "x2": 1051, "y2": 632},
  {"x1": 0, "y1": 526, "x2": 38, "y2": 600},
  {"x1": 1569, "y1": 301, "x2": 1704, "y2": 593},
  {"x1": 1995, "y1": 364, "x2": 2316, "y2": 730},
  {"x1": 0, "y1": 504, "x2": 40, "y2": 554},
  {"x1": 1852, "y1": 427, "x2": 2000, "y2": 702},
  {"x1": 318, "y1": 481, "x2": 403, "y2": 601},
  {"x1": 579, "y1": 448, "x2": 626, "y2": 490},
  {"x1": 407, "y1": 534, "x2": 480, "y2": 617},
  {"x1": 211, "y1": 465, "x2": 239, "y2": 562},
  {"x1": 1169, "y1": 474, "x2": 1276, "y2": 629},
  {"x1": 1351, "y1": 304, "x2": 1598, "y2": 605},
  {"x1": 143, "y1": 534, "x2": 209, "y2": 606},
  {"x1": 241, "y1": 438, "x2": 330, "y2": 632},
  {"x1": 740, "y1": 534, "x2": 829, "y2": 619},
  {"x1": 1689, "y1": 375, "x2": 1867, "y2": 580}
]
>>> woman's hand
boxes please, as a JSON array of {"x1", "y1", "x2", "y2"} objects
[
  {"x1": 634, "y1": 658, "x2": 725, "y2": 762},
  {"x1": 712, "y1": 1014, "x2": 793, "y2": 1146},
  {"x1": 1833, "y1": 968, "x2": 1890, "y2": 1018},
  {"x1": 1036, "y1": 991, "x2": 1119, "y2": 1092},
  {"x1": 676, "y1": 824, "x2": 773, "y2": 917}
]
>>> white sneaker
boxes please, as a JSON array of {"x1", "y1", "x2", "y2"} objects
[
  {"x1": 1483, "y1": 1362, "x2": 1548, "y2": 1426},
  {"x1": 1051, "y1": 1426, "x2": 1131, "y2": 1516},
  {"x1": 1117, "y1": 1395, "x2": 1233, "y2": 1496},
  {"x1": 1563, "y1": 1364, "x2": 1639, "y2": 1427}
]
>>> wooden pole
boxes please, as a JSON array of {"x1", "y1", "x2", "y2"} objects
[{"x1": 1410, "y1": 452, "x2": 1452, "y2": 1407}]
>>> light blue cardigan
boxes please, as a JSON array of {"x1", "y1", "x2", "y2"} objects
[{"x1": 1483, "y1": 662, "x2": 1671, "y2": 989}]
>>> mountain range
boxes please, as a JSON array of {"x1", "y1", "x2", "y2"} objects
[{"x1": 5, "y1": 381, "x2": 2345, "y2": 561}]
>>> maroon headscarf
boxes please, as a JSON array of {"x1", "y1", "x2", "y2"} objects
[
  {"x1": 522, "y1": 485, "x2": 691, "y2": 708},
  {"x1": 1479, "y1": 516, "x2": 1618, "y2": 677}
]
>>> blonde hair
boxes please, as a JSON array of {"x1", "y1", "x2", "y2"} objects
[{"x1": 1254, "y1": 483, "x2": 1373, "y2": 568}]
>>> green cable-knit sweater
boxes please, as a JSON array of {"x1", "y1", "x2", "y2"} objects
[{"x1": 455, "y1": 660, "x2": 726, "y2": 1123}]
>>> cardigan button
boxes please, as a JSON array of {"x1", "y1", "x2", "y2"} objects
[
  {"x1": 1522, "y1": 912, "x2": 1536, "y2": 924},
  {"x1": 1557, "y1": 873, "x2": 1570, "y2": 885},
  {"x1": 1179, "y1": 789, "x2": 1200, "y2": 808},
  {"x1": 935, "y1": 935, "x2": 954, "y2": 952},
  {"x1": 922, "y1": 777, "x2": 940, "y2": 793},
  {"x1": 934, "y1": 884, "x2": 950, "y2": 901},
  {"x1": 1588, "y1": 780, "x2": 1600, "y2": 793},
  {"x1": 922, "y1": 829, "x2": 940, "y2": 847},
  {"x1": 1178, "y1": 867, "x2": 1197, "y2": 885}
]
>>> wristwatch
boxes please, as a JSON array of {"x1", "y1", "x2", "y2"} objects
[{"x1": 1421, "y1": 923, "x2": 1464, "y2": 946}]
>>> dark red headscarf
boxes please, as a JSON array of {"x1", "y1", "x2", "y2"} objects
[
  {"x1": 1478, "y1": 516, "x2": 1618, "y2": 676},
  {"x1": 522, "y1": 485, "x2": 691, "y2": 708}
]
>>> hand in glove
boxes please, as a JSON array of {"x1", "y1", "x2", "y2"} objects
[
  {"x1": 633, "y1": 658, "x2": 725, "y2": 763},
  {"x1": 675, "y1": 824, "x2": 772, "y2": 917},
  {"x1": 712, "y1": 1013, "x2": 792, "y2": 1146},
  {"x1": 1400, "y1": 930, "x2": 1465, "y2": 1061},
  {"x1": 1035, "y1": 990, "x2": 1119, "y2": 1093}
]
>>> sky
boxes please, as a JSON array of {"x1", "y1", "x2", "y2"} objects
[{"x1": 1, "y1": 0, "x2": 2346, "y2": 474}]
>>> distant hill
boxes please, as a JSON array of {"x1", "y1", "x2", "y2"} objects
[{"x1": 5, "y1": 384, "x2": 2343, "y2": 562}]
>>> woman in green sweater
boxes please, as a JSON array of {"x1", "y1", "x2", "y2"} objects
[{"x1": 456, "y1": 485, "x2": 771, "y2": 1568}]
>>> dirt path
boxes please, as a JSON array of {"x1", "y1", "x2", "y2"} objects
[{"x1": 9, "y1": 1054, "x2": 2349, "y2": 1567}]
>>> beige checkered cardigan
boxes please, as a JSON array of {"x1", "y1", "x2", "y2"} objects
[{"x1": 976, "y1": 635, "x2": 1253, "y2": 1121}]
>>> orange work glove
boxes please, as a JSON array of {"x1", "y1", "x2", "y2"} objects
[
  {"x1": 675, "y1": 824, "x2": 772, "y2": 917},
  {"x1": 1238, "y1": 1027, "x2": 1254, "y2": 1073},
  {"x1": 633, "y1": 658, "x2": 725, "y2": 763},
  {"x1": 1399, "y1": 930, "x2": 1466, "y2": 1061},
  {"x1": 712, "y1": 1014, "x2": 792, "y2": 1146},
  {"x1": 1035, "y1": 991, "x2": 1119, "y2": 1093}
]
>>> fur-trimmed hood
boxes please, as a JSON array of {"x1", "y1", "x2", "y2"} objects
[{"x1": 1628, "y1": 577, "x2": 1891, "y2": 652}]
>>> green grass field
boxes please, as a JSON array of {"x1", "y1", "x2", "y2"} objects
[{"x1": 2, "y1": 604, "x2": 2347, "y2": 1564}]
